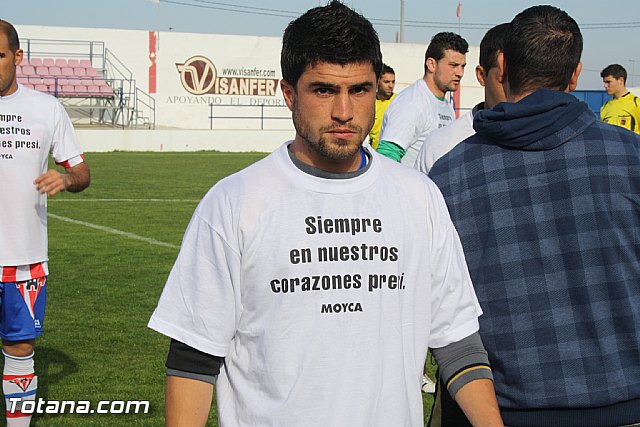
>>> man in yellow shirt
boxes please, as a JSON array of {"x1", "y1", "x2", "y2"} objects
[
  {"x1": 369, "y1": 64, "x2": 396, "y2": 149},
  {"x1": 600, "y1": 64, "x2": 640, "y2": 134}
]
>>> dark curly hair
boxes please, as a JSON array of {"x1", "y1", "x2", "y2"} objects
[
  {"x1": 600, "y1": 64, "x2": 627, "y2": 84},
  {"x1": 281, "y1": 1, "x2": 382, "y2": 87},
  {"x1": 424, "y1": 32, "x2": 468, "y2": 72}
]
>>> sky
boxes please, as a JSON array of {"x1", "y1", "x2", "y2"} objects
[{"x1": 5, "y1": 0, "x2": 640, "y2": 89}]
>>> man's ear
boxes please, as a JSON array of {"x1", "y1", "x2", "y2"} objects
[
  {"x1": 425, "y1": 57, "x2": 437, "y2": 74},
  {"x1": 475, "y1": 65, "x2": 486, "y2": 87},
  {"x1": 281, "y1": 79, "x2": 296, "y2": 111},
  {"x1": 14, "y1": 48, "x2": 23, "y2": 66},
  {"x1": 566, "y1": 62, "x2": 582, "y2": 92},
  {"x1": 497, "y1": 52, "x2": 506, "y2": 84}
]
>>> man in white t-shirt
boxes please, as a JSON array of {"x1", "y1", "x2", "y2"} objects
[
  {"x1": 148, "y1": 3, "x2": 504, "y2": 426},
  {"x1": 378, "y1": 32, "x2": 468, "y2": 166},
  {"x1": 0, "y1": 20, "x2": 90, "y2": 427},
  {"x1": 415, "y1": 23, "x2": 510, "y2": 175}
]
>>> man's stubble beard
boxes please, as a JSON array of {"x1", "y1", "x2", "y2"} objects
[{"x1": 292, "y1": 99, "x2": 369, "y2": 162}]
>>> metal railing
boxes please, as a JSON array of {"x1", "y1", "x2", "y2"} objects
[
  {"x1": 207, "y1": 104, "x2": 292, "y2": 130},
  {"x1": 20, "y1": 38, "x2": 106, "y2": 68},
  {"x1": 104, "y1": 47, "x2": 133, "y2": 81},
  {"x1": 18, "y1": 38, "x2": 155, "y2": 129},
  {"x1": 134, "y1": 87, "x2": 156, "y2": 129},
  {"x1": 57, "y1": 78, "x2": 125, "y2": 128}
]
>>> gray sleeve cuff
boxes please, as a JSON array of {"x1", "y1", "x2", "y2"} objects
[
  {"x1": 445, "y1": 364, "x2": 493, "y2": 398},
  {"x1": 166, "y1": 368, "x2": 217, "y2": 385},
  {"x1": 431, "y1": 331, "x2": 493, "y2": 398}
]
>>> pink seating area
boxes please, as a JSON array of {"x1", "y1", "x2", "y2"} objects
[{"x1": 16, "y1": 57, "x2": 114, "y2": 98}]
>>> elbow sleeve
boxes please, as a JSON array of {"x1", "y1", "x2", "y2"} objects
[
  {"x1": 431, "y1": 332, "x2": 493, "y2": 398},
  {"x1": 165, "y1": 339, "x2": 224, "y2": 385},
  {"x1": 376, "y1": 140, "x2": 405, "y2": 162}
]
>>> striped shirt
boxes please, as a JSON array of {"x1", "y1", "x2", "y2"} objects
[{"x1": 0, "y1": 263, "x2": 49, "y2": 283}]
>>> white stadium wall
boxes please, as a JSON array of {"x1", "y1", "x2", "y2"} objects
[{"x1": 15, "y1": 24, "x2": 482, "y2": 152}]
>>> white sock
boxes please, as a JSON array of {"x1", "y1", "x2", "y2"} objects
[{"x1": 3, "y1": 351, "x2": 37, "y2": 427}]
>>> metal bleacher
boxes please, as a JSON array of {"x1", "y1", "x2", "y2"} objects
[{"x1": 17, "y1": 38, "x2": 155, "y2": 129}]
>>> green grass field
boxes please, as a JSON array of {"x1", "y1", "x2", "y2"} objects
[{"x1": 22, "y1": 151, "x2": 436, "y2": 426}]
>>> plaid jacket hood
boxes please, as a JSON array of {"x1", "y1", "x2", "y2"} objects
[{"x1": 473, "y1": 89, "x2": 594, "y2": 150}]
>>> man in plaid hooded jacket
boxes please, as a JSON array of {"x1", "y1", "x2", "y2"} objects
[{"x1": 429, "y1": 5, "x2": 640, "y2": 427}]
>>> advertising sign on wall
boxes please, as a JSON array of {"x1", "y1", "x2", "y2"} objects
[{"x1": 16, "y1": 25, "x2": 482, "y2": 132}]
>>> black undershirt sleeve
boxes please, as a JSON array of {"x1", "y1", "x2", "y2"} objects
[{"x1": 165, "y1": 339, "x2": 224, "y2": 385}]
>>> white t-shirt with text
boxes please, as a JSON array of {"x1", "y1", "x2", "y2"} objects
[
  {"x1": 380, "y1": 79, "x2": 455, "y2": 166},
  {"x1": 0, "y1": 84, "x2": 83, "y2": 273},
  {"x1": 149, "y1": 143, "x2": 481, "y2": 427}
]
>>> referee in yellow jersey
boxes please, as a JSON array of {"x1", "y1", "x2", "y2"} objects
[{"x1": 600, "y1": 63, "x2": 640, "y2": 134}]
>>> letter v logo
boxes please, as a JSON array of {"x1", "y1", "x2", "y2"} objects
[{"x1": 176, "y1": 56, "x2": 217, "y2": 95}]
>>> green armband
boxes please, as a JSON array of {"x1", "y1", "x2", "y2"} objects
[{"x1": 377, "y1": 140, "x2": 406, "y2": 162}]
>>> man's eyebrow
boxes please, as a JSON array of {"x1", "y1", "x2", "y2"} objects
[
  {"x1": 351, "y1": 81, "x2": 375, "y2": 89},
  {"x1": 308, "y1": 81, "x2": 375, "y2": 90},
  {"x1": 308, "y1": 81, "x2": 340, "y2": 89}
]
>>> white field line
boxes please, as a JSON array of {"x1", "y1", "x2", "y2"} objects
[
  {"x1": 48, "y1": 198, "x2": 200, "y2": 203},
  {"x1": 48, "y1": 213, "x2": 180, "y2": 249}
]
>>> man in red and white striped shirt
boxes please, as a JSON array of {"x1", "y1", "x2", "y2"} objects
[{"x1": 0, "y1": 20, "x2": 90, "y2": 427}]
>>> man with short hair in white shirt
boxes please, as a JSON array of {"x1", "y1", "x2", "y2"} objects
[
  {"x1": 148, "y1": 3, "x2": 504, "y2": 426},
  {"x1": 378, "y1": 32, "x2": 468, "y2": 166},
  {"x1": 0, "y1": 19, "x2": 90, "y2": 427},
  {"x1": 415, "y1": 23, "x2": 510, "y2": 175}
]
